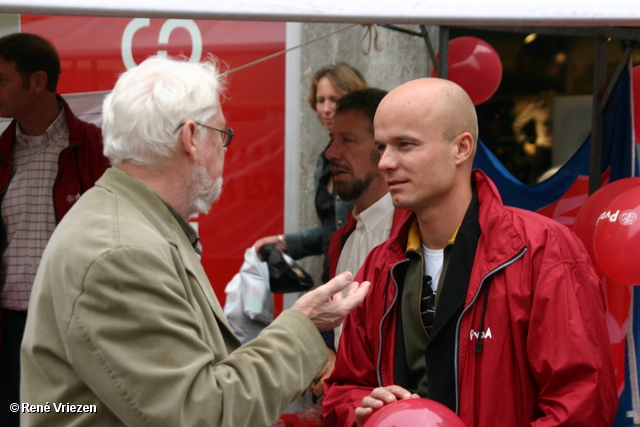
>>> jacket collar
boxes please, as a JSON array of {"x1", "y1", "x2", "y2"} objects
[
  {"x1": 405, "y1": 218, "x2": 459, "y2": 254},
  {"x1": 57, "y1": 94, "x2": 84, "y2": 147},
  {"x1": 471, "y1": 169, "x2": 527, "y2": 276},
  {"x1": 389, "y1": 169, "x2": 526, "y2": 275},
  {"x1": 96, "y1": 167, "x2": 182, "y2": 244}
]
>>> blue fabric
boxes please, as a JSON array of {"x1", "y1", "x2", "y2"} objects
[{"x1": 473, "y1": 66, "x2": 635, "y2": 211}]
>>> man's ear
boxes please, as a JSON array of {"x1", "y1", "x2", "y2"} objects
[
  {"x1": 29, "y1": 71, "x2": 48, "y2": 94},
  {"x1": 454, "y1": 132, "x2": 474, "y2": 166},
  {"x1": 179, "y1": 120, "x2": 200, "y2": 162}
]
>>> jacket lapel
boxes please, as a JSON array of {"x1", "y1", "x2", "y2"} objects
[{"x1": 177, "y1": 243, "x2": 238, "y2": 338}]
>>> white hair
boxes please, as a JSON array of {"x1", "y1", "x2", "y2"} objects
[{"x1": 102, "y1": 55, "x2": 225, "y2": 165}]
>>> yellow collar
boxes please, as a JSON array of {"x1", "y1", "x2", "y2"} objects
[{"x1": 406, "y1": 218, "x2": 460, "y2": 253}]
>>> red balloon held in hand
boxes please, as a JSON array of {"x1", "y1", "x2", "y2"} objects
[
  {"x1": 431, "y1": 36, "x2": 502, "y2": 105},
  {"x1": 573, "y1": 177, "x2": 640, "y2": 275},
  {"x1": 363, "y1": 398, "x2": 466, "y2": 427},
  {"x1": 593, "y1": 185, "x2": 640, "y2": 285}
]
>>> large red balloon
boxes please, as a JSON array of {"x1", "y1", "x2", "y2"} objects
[
  {"x1": 633, "y1": 66, "x2": 640, "y2": 144},
  {"x1": 593, "y1": 185, "x2": 640, "y2": 285},
  {"x1": 363, "y1": 398, "x2": 466, "y2": 427},
  {"x1": 573, "y1": 178, "x2": 640, "y2": 275},
  {"x1": 431, "y1": 36, "x2": 502, "y2": 105}
]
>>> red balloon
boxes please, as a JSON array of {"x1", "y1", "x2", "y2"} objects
[
  {"x1": 431, "y1": 37, "x2": 502, "y2": 105},
  {"x1": 633, "y1": 66, "x2": 640, "y2": 144},
  {"x1": 573, "y1": 178, "x2": 640, "y2": 275},
  {"x1": 593, "y1": 185, "x2": 640, "y2": 285},
  {"x1": 363, "y1": 398, "x2": 466, "y2": 427}
]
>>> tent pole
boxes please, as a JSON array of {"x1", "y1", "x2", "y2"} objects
[
  {"x1": 598, "y1": 43, "x2": 634, "y2": 114},
  {"x1": 589, "y1": 36, "x2": 608, "y2": 195},
  {"x1": 438, "y1": 26, "x2": 449, "y2": 79},
  {"x1": 420, "y1": 25, "x2": 439, "y2": 74}
]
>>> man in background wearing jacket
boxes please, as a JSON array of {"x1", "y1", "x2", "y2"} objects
[
  {"x1": 0, "y1": 33, "x2": 109, "y2": 427},
  {"x1": 323, "y1": 77, "x2": 617, "y2": 426}
]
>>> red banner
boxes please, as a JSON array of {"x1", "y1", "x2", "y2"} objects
[{"x1": 21, "y1": 15, "x2": 287, "y2": 312}]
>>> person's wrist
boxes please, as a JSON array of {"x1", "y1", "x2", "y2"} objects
[{"x1": 278, "y1": 234, "x2": 288, "y2": 251}]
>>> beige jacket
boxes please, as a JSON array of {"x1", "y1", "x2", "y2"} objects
[{"x1": 21, "y1": 167, "x2": 327, "y2": 427}]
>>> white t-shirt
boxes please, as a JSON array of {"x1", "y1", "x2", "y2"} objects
[{"x1": 421, "y1": 244, "x2": 444, "y2": 293}]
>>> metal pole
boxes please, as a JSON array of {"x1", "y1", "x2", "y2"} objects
[
  {"x1": 589, "y1": 36, "x2": 608, "y2": 195},
  {"x1": 420, "y1": 24, "x2": 439, "y2": 74},
  {"x1": 598, "y1": 43, "x2": 633, "y2": 114},
  {"x1": 438, "y1": 26, "x2": 449, "y2": 80}
]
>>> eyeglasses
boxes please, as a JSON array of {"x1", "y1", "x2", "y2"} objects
[{"x1": 174, "y1": 121, "x2": 234, "y2": 148}]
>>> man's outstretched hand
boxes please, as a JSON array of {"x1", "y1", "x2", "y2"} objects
[{"x1": 291, "y1": 272, "x2": 370, "y2": 332}]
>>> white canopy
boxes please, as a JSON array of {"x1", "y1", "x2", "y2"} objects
[{"x1": 0, "y1": 0, "x2": 639, "y2": 26}]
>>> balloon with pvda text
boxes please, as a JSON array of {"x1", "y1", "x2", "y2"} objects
[{"x1": 593, "y1": 185, "x2": 640, "y2": 285}]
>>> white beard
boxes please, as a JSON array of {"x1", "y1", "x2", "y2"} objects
[{"x1": 188, "y1": 163, "x2": 223, "y2": 215}]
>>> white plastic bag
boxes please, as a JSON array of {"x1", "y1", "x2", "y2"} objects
[{"x1": 224, "y1": 247, "x2": 274, "y2": 343}]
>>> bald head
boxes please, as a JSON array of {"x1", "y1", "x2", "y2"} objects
[{"x1": 377, "y1": 78, "x2": 478, "y2": 151}]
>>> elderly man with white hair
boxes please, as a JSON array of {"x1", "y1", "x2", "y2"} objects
[{"x1": 20, "y1": 56, "x2": 369, "y2": 427}]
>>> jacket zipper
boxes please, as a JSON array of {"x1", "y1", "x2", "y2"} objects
[
  {"x1": 377, "y1": 258, "x2": 409, "y2": 386},
  {"x1": 453, "y1": 246, "x2": 527, "y2": 414}
]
